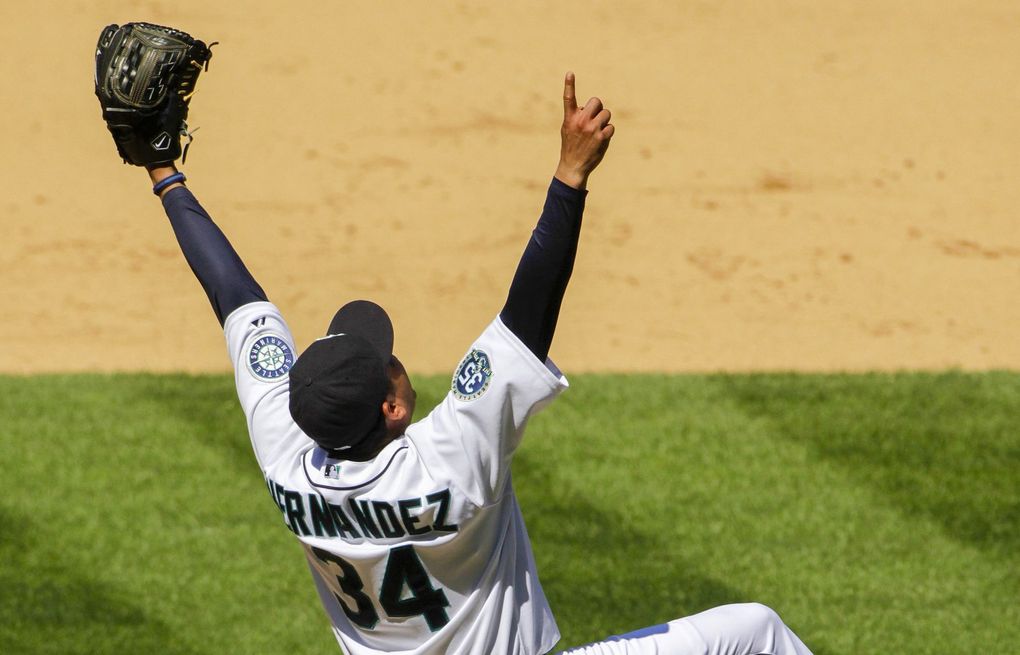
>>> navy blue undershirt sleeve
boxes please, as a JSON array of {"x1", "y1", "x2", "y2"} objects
[
  {"x1": 499, "y1": 177, "x2": 588, "y2": 361},
  {"x1": 161, "y1": 186, "x2": 267, "y2": 325}
]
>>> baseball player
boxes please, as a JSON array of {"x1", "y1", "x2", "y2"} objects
[{"x1": 97, "y1": 23, "x2": 814, "y2": 655}]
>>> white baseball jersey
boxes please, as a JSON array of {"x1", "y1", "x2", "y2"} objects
[{"x1": 224, "y1": 301, "x2": 568, "y2": 655}]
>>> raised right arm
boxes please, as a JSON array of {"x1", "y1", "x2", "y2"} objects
[{"x1": 499, "y1": 72, "x2": 615, "y2": 361}]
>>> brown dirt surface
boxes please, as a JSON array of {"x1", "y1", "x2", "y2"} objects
[{"x1": 4, "y1": 1, "x2": 1020, "y2": 374}]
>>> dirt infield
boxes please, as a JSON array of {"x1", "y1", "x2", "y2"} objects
[{"x1": 4, "y1": 1, "x2": 1019, "y2": 373}]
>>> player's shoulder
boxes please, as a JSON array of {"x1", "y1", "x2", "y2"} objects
[
  {"x1": 455, "y1": 316, "x2": 568, "y2": 396},
  {"x1": 224, "y1": 301, "x2": 298, "y2": 383},
  {"x1": 224, "y1": 300, "x2": 286, "y2": 333},
  {"x1": 417, "y1": 315, "x2": 570, "y2": 431}
]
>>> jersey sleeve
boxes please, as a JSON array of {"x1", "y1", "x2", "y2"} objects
[
  {"x1": 223, "y1": 301, "x2": 312, "y2": 471},
  {"x1": 408, "y1": 315, "x2": 568, "y2": 507}
]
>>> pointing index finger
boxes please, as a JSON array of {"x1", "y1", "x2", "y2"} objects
[{"x1": 563, "y1": 71, "x2": 577, "y2": 116}]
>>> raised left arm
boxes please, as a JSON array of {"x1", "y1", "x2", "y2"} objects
[{"x1": 149, "y1": 166, "x2": 267, "y2": 325}]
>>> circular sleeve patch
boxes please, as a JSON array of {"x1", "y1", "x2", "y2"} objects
[
  {"x1": 247, "y1": 334, "x2": 295, "y2": 381},
  {"x1": 452, "y1": 349, "x2": 492, "y2": 400}
]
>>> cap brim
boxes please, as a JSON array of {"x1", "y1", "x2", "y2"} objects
[{"x1": 326, "y1": 300, "x2": 394, "y2": 364}]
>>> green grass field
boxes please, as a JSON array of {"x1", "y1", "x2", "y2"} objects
[{"x1": 1, "y1": 372, "x2": 1017, "y2": 654}]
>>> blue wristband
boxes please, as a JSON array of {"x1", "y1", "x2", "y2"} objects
[{"x1": 153, "y1": 172, "x2": 187, "y2": 196}]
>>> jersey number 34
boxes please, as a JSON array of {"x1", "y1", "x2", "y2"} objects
[{"x1": 312, "y1": 545, "x2": 450, "y2": 631}]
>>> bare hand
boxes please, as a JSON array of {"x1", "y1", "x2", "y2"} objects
[{"x1": 555, "y1": 72, "x2": 615, "y2": 190}]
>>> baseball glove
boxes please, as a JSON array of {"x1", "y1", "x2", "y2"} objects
[{"x1": 94, "y1": 22, "x2": 214, "y2": 167}]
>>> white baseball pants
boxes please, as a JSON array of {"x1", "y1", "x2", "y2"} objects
[{"x1": 557, "y1": 603, "x2": 813, "y2": 655}]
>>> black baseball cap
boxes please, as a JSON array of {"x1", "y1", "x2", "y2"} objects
[{"x1": 288, "y1": 300, "x2": 394, "y2": 459}]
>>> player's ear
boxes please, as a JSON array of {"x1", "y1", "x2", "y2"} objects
[{"x1": 381, "y1": 398, "x2": 408, "y2": 423}]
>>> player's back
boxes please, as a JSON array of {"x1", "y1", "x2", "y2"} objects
[
  {"x1": 226, "y1": 302, "x2": 568, "y2": 654},
  {"x1": 267, "y1": 428, "x2": 557, "y2": 655}
]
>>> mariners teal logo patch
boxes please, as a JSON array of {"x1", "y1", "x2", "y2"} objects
[
  {"x1": 247, "y1": 334, "x2": 294, "y2": 380},
  {"x1": 452, "y1": 349, "x2": 492, "y2": 401}
]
